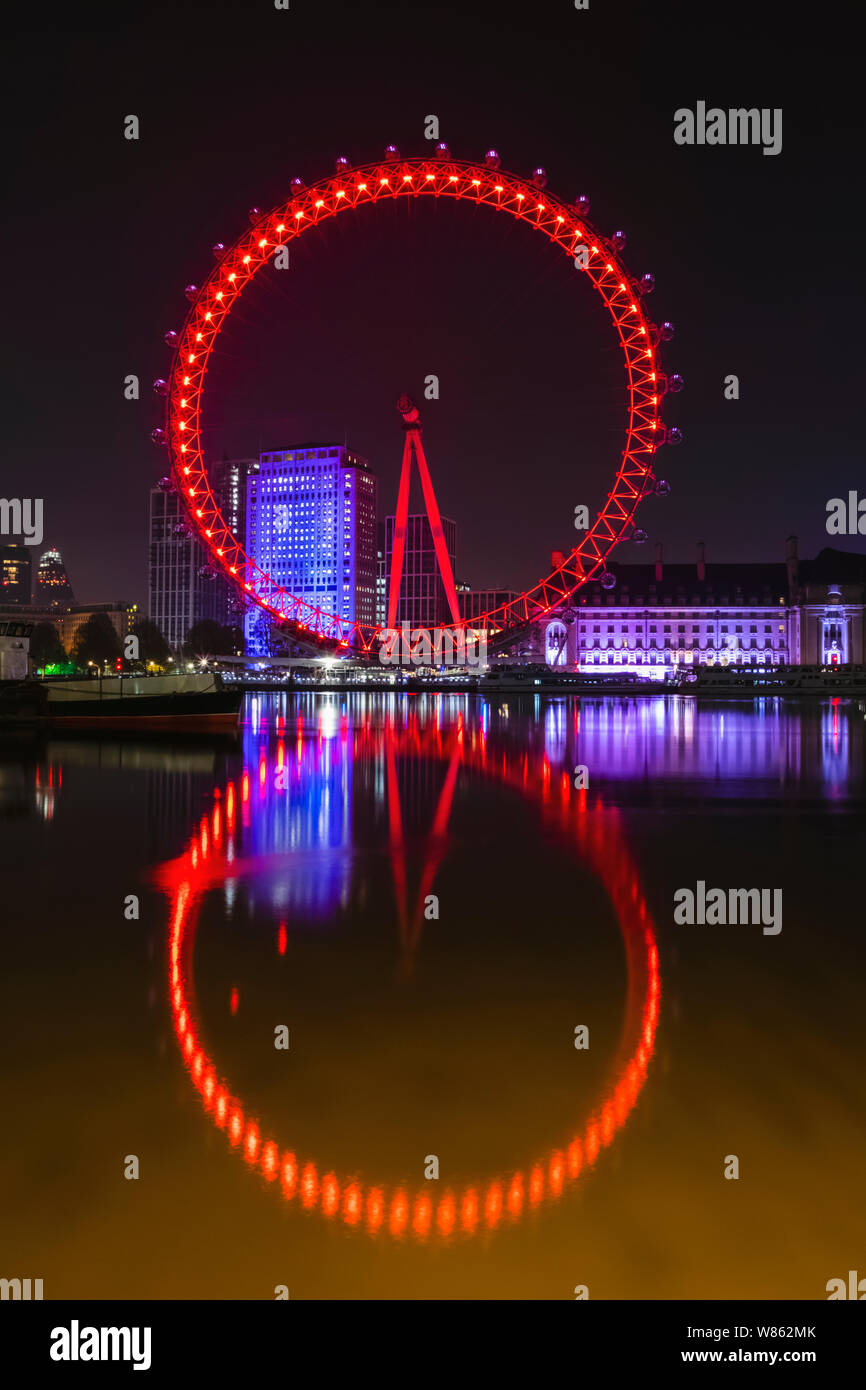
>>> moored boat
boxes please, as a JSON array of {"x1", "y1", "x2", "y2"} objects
[
  {"x1": 0, "y1": 672, "x2": 243, "y2": 733},
  {"x1": 673, "y1": 663, "x2": 866, "y2": 697}
]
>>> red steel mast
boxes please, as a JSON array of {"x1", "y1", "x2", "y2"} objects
[{"x1": 387, "y1": 394, "x2": 462, "y2": 631}]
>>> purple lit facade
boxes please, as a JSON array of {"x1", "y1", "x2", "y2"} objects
[{"x1": 535, "y1": 541, "x2": 866, "y2": 674}]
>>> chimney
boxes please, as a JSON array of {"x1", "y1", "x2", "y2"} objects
[
  {"x1": 654, "y1": 542, "x2": 663, "y2": 583},
  {"x1": 696, "y1": 541, "x2": 706, "y2": 582}
]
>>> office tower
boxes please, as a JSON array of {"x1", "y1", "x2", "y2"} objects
[
  {"x1": 384, "y1": 513, "x2": 458, "y2": 627},
  {"x1": 35, "y1": 547, "x2": 74, "y2": 605},
  {"x1": 376, "y1": 521, "x2": 387, "y2": 627},
  {"x1": 148, "y1": 459, "x2": 254, "y2": 651},
  {"x1": 245, "y1": 444, "x2": 377, "y2": 653}
]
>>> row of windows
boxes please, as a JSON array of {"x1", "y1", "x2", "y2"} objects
[
  {"x1": 581, "y1": 639, "x2": 785, "y2": 651},
  {"x1": 586, "y1": 623, "x2": 781, "y2": 634},
  {"x1": 583, "y1": 652, "x2": 782, "y2": 665},
  {"x1": 261, "y1": 447, "x2": 341, "y2": 463}
]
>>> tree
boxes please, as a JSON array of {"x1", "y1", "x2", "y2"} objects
[
  {"x1": 184, "y1": 620, "x2": 240, "y2": 659},
  {"x1": 29, "y1": 622, "x2": 67, "y2": 669},
  {"x1": 74, "y1": 612, "x2": 122, "y2": 668},
  {"x1": 130, "y1": 617, "x2": 171, "y2": 668}
]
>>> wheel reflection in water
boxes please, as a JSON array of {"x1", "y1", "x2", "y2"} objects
[{"x1": 155, "y1": 706, "x2": 660, "y2": 1241}]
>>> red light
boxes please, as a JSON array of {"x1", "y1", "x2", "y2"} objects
[
  {"x1": 228, "y1": 1107, "x2": 244, "y2": 1146},
  {"x1": 484, "y1": 1182, "x2": 503, "y2": 1228},
  {"x1": 507, "y1": 1174, "x2": 524, "y2": 1217},
  {"x1": 461, "y1": 1189, "x2": 479, "y2": 1233},
  {"x1": 436, "y1": 1194, "x2": 456, "y2": 1236},
  {"x1": 412, "y1": 1195, "x2": 432, "y2": 1238},
  {"x1": 529, "y1": 1165, "x2": 544, "y2": 1206},
  {"x1": 343, "y1": 1183, "x2": 362, "y2": 1225},
  {"x1": 321, "y1": 1174, "x2": 340, "y2": 1217},
  {"x1": 280, "y1": 1154, "x2": 298, "y2": 1199},
  {"x1": 300, "y1": 1163, "x2": 319, "y2": 1208},
  {"x1": 549, "y1": 1151, "x2": 565, "y2": 1195},
  {"x1": 567, "y1": 1139, "x2": 583, "y2": 1178},
  {"x1": 366, "y1": 1188, "x2": 384, "y2": 1232},
  {"x1": 244, "y1": 1123, "x2": 260, "y2": 1163},
  {"x1": 389, "y1": 1190, "x2": 409, "y2": 1236}
]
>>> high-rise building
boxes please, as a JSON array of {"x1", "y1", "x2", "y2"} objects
[
  {"x1": 245, "y1": 444, "x2": 377, "y2": 653},
  {"x1": 376, "y1": 521, "x2": 387, "y2": 627},
  {"x1": 384, "y1": 513, "x2": 458, "y2": 628},
  {"x1": 148, "y1": 458, "x2": 255, "y2": 651},
  {"x1": 0, "y1": 544, "x2": 32, "y2": 604},
  {"x1": 210, "y1": 455, "x2": 253, "y2": 553},
  {"x1": 35, "y1": 547, "x2": 74, "y2": 605}
]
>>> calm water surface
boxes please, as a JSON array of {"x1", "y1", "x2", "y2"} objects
[{"x1": 2, "y1": 693, "x2": 864, "y2": 1299}]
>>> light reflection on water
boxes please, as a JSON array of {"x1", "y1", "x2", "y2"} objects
[
  {"x1": 2, "y1": 691, "x2": 865, "y2": 1297},
  {"x1": 156, "y1": 703, "x2": 661, "y2": 1241}
]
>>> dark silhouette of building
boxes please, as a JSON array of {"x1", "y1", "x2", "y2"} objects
[{"x1": 0, "y1": 544, "x2": 32, "y2": 604}]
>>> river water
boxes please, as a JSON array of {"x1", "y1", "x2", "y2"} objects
[{"x1": 2, "y1": 692, "x2": 864, "y2": 1299}]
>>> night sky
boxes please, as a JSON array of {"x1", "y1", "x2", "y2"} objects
[{"x1": 4, "y1": 0, "x2": 861, "y2": 607}]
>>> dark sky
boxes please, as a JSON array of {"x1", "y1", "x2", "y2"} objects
[{"x1": 4, "y1": 0, "x2": 862, "y2": 607}]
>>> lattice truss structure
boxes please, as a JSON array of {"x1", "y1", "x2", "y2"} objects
[{"x1": 160, "y1": 152, "x2": 677, "y2": 653}]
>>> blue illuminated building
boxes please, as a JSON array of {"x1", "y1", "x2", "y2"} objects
[{"x1": 245, "y1": 443, "x2": 377, "y2": 653}]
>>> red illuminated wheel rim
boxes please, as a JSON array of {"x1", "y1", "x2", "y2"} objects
[
  {"x1": 163, "y1": 154, "x2": 668, "y2": 650},
  {"x1": 157, "y1": 727, "x2": 661, "y2": 1240}
]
